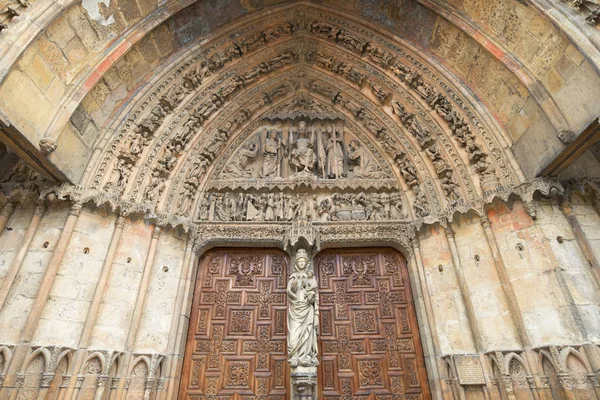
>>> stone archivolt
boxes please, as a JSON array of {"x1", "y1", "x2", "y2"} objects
[{"x1": 63, "y1": 6, "x2": 528, "y2": 229}]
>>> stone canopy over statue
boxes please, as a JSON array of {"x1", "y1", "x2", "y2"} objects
[{"x1": 218, "y1": 119, "x2": 385, "y2": 180}]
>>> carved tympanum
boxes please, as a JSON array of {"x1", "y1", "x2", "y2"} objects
[{"x1": 216, "y1": 119, "x2": 385, "y2": 182}]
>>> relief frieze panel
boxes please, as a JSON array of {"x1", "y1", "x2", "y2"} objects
[
  {"x1": 213, "y1": 119, "x2": 387, "y2": 183},
  {"x1": 196, "y1": 188, "x2": 407, "y2": 223}
]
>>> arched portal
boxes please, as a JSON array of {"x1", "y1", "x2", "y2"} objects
[{"x1": 1, "y1": 2, "x2": 600, "y2": 400}]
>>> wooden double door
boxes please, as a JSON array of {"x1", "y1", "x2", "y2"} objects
[{"x1": 179, "y1": 248, "x2": 430, "y2": 400}]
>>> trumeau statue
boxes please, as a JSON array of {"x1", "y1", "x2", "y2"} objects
[{"x1": 287, "y1": 249, "x2": 319, "y2": 368}]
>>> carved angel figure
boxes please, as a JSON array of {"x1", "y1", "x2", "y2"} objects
[
  {"x1": 221, "y1": 142, "x2": 258, "y2": 178},
  {"x1": 347, "y1": 140, "x2": 380, "y2": 178},
  {"x1": 287, "y1": 249, "x2": 319, "y2": 368}
]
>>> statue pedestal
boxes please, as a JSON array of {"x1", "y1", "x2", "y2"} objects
[{"x1": 290, "y1": 366, "x2": 318, "y2": 400}]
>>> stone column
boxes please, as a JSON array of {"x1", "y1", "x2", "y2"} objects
[
  {"x1": 443, "y1": 226, "x2": 483, "y2": 351},
  {"x1": 0, "y1": 202, "x2": 45, "y2": 311},
  {"x1": 2, "y1": 202, "x2": 82, "y2": 392},
  {"x1": 94, "y1": 375, "x2": 109, "y2": 400},
  {"x1": 479, "y1": 215, "x2": 544, "y2": 389},
  {"x1": 0, "y1": 201, "x2": 15, "y2": 237},
  {"x1": 560, "y1": 201, "x2": 600, "y2": 288},
  {"x1": 63, "y1": 214, "x2": 126, "y2": 400},
  {"x1": 22, "y1": 201, "x2": 83, "y2": 342},
  {"x1": 479, "y1": 216, "x2": 531, "y2": 347},
  {"x1": 162, "y1": 236, "x2": 195, "y2": 400},
  {"x1": 116, "y1": 226, "x2": 161, "y2": 400},
  {"x1": 411, "y1": 238, "x2": 444, "y2": 399}
]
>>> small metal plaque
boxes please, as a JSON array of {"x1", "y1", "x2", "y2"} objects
[{"x1": 455, "y1": 355, "x2": 485, "y2": 385}]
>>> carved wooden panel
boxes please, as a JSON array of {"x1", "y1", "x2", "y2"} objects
[
  {"x1": 316, "y1": 250, "x2": 430, "y2": 400},
  {"x1": 180, "y1": 249, "x2": 289, "y2": 400}
]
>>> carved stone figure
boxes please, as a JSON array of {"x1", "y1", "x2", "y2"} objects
[
  {"x1": 287, "y1": 249, "x2": 319, "y2": 367},
  {"x1": 177, "y1": 182, "x2": 195, "y2": 216},
  {"x1": 289, "y1": 121, "x2": 316, "y2": 175},
  {"x1": 197, "y1": 194, "x2": 211, "y2": 220},
  {"x1": 261, "y1": 129, "x2": 284, "y2": 178},
  {"x1": 347, "y1": 140, "x2": 380, "y2": 178},
  {"x1": 221, "y1": 142, "x2": 258, "y2": 178},
  {"x1": 324, "y1": 127, "x2": 345, "y2": 179},
  {"x1": 389, "y1": 192, "x2": 405, "y2": 219},
  {"x1": 413, "y1": 188, "x2": 429, "y2": 218},
  {"x1": 106, "y1": 159, "x2": 132, "y2": 192},
  {"x1": 145, "y1": 172, "x2": 165, "y2": 203}
]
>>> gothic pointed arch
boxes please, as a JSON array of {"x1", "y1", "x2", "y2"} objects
[{"x1": 58, "y1": 3, "x2": 538, "y2": 232}]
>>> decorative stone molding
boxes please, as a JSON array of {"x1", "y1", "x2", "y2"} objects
[
  {"x1": 0, "y1": 0, "x2": 29, "y2": 34},
  {"x1": 79, "y1": 5, "x2": 525, "y2": 231},
  {"x1": 559, "y1": 0, "x2": 600, "y2": 24}
]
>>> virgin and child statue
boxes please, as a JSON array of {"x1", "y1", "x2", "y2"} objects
[{"x1": 287, "y1": 249, "x2": 319, "y2": 367}]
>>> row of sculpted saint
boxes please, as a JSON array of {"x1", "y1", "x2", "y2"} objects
[{"x1": 287, "y1": 249, "x2": 319, "y2": 368}]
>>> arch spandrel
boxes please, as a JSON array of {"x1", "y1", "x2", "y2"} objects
[{"x1": 76, "y1": 4, "x2": 530, "y2": 228}]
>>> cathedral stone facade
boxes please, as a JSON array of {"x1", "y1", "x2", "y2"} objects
[{"x1": 0, "y1": 0, "x2": 599, "y2": 399}]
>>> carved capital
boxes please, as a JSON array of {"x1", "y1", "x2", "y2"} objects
[
  {"x1": 480, "y1": 215, "x2": 491, "y2": 229},
  {"x1": 40, "y1": 373, "x2": 54, "y2": 388},
  {"x1": 75, "y1": 375, "x2": 85, "y2": 388},
  {"x1": 115, "y1": 215, "x2": 126, "y2": 229},
  {"x1": 523, "y1": 200, "x2": 537, "y2": 220},
  {"x1": 34, "y1": 203, "x2": 47, "y2": 216},
  {"x1": 69, "y1": 202, "x2": 83, "y2": 216},
  {"x1": 145, "y1": 377, "x2": 156, "y2": 390},
  {"x1": 152, "y1": 226, "x2": 161, "y2": 239},
  {"x1": 557, "y1": 373, "x2": 572, "y2": 389},
  {"x1": 97, "y1": 375, "x2": 109, "y2": 388},
  {"x1": 110, "y1": 376, "x2": 120, "y2": 389},
  {"x1": 444, "y1": 225, "x2": 455, "y2": 240},
  {"x1": 60, "y1": 375, "x2": 71, "y2": 388},
  {"x1": 14, "y1": 373, "x2": 25, "y2": 388}
]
